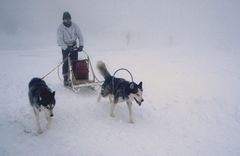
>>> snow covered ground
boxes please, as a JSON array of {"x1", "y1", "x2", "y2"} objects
[{"x1": 0, "y1": 46, "x2": 240, "y2": 156}]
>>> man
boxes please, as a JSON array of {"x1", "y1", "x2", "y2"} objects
[{"x1": 57, "y1": 11, "x2": 84, "y2": 86}]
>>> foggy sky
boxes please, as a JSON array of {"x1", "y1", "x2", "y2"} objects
[{"x1": 0, "y1": 0, "x2": 240, "y2": 50}]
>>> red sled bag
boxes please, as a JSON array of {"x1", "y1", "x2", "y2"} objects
[{"x1": 72, "y1": 60, "x2": 89, "y2": 80}]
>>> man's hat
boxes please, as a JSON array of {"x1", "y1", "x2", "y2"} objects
[{"x1": 63, "y1": 12, "x2": 71, "y2": 20}]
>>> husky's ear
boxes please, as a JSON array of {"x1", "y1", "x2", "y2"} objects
[
  {"x1": 52, "y1": 91, "x2": 55, "y2": 97},
  {"x1": 129, "y1": 83, "x2": 134, "y2": 89},
  {"x1": 138, "y1": 81, "x2": 143, "y2": 90}
]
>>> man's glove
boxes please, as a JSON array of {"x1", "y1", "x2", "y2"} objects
[
  {"x1": 78, "y1": 46, "x2": 83, "y2": 52},
  {"x1": 67, "y1": 46, "x2": 79, "y2": 52}
]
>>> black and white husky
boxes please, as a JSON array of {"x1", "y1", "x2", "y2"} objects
[
  {"x1": 97, "y1": 61, "x2": 144, "y2": 123},
  {"x1": 28, "y1": 78, "x2": 56, "y2": 134}
]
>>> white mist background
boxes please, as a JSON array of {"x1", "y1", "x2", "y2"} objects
[{"x1": 0, "y1": 0, "x2": 240, "y2": 51}]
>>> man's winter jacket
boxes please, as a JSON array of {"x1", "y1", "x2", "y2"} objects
[{"x1": 57, "y1": 22, "x2": 84, "y2": 50}]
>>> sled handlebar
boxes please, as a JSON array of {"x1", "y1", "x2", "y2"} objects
[{"x1": 67, "y1": 50, "x2": 89, "y2": 60}]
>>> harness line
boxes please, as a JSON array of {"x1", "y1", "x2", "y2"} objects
[
  {"x1": 41, "y1": 50, "x2": 101, "y2": 86},
  {"x1": 111, "y1": 68, "x2": 134, "y2": 97},
  {"x1": 41, "y1": 57, "x2": 68, "y2": 80}
]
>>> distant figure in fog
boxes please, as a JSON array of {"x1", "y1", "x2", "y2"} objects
[{"x1": 57, "y1": 11, "x2": 84, "y2": 86}]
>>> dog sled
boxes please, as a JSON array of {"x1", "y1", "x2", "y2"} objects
[{"x1": 59, "y1": 50, "x2": 102, "y2": 92}]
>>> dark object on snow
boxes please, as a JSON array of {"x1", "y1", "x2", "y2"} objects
[
  {"x1": 62, "y1": 48, "x2": 78, "y2": 85},
  {"x1": 28, "y1": 78, "x2": 56, "y2": 114},
  {"x1": 28, "y1": 77, "x2": 56, "y2": 134},
  {"x1": 72, "y1": 60, "x2": 89, "y2": 80},
  {"x1": 78, "y1": 46, "x2": 83, "y2": 52},
  {"x1": 97, "y1": 61, "x2": 144, "y2": 123}
]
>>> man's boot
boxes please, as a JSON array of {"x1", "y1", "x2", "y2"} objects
[{"x1": 63, "y1": 75, "x2": 69, "y2": 86}]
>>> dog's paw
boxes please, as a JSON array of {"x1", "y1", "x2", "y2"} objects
[
  {"x1": 46, "y1": 123, "x2": 51, "y2": 129},
  {"x1": 37, "y1": 129, "x2": 43, "y2": 134},
  {"x1": 110, "y1": 113, "x2": 115, "y2": 118},
  {"x1": 97, "y1": 97, "x2": 101, "y2": 103},
  {"x1": 129, "y1": 120, "x2": 134, "y2": 124},
  {"x1": 97, "y1": 94, "x2": 102, "y2": 103}
]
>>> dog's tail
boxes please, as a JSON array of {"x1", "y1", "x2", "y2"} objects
[{"x1": 96, "y1": 61, "x2": 111, "y2": 79}]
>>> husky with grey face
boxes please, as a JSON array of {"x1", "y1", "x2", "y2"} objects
[
  {"x1": 28, "y1": 78, "x2": 56, "y2": 134},
  {"x1": 97, "y1": 61, "x2": 144, "y2": 123}
]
